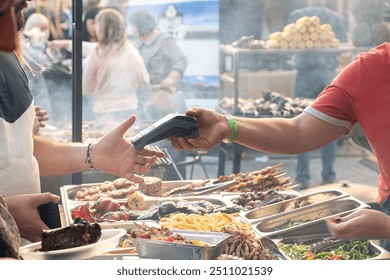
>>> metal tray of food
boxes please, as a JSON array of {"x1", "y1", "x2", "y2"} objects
[
  {"x1": 240, "y1": 189, "x2": 349, "y2": 224},
  {"x1": 252, "y1": 197, "x2": 369, "y2": 239},
  {"x1": 131, "y1": 230, "x2": 231, "y2": 260},
  {"x1": 226, "y1": 190, "x2": 301, "y2": 211},
  {"x1": 61, "y1": 180, "x2": 203, "y2": 204},
  {"x1": 158, "y1": 195, "x2": 232, "y2": 207},
  {"x1": 63, "y1": 195, "x2": 233, "y2": 227},
  {"x1": 159, "y1": 180, "x2": 205, "y2": 196},
  {"x1": 60, "y1": 179, "x2": 139, "y2": 204},
  {"x1": 62, "y1": 199, "x2": 161, "y2": 228},
  {"x1": 275, "y1": 237, "x2": 390, "y2": 260},
  {"x1": 88, "y1": 221, "x2": 162, "y2": 260}
]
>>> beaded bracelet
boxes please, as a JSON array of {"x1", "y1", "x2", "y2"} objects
[{"x1": 85, "y1": 143, "x2": 95, "y2": 170}]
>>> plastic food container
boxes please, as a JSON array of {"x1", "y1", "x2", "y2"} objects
[{"x1": 131, "y1": 230, "x2": 231, "y2": 260}]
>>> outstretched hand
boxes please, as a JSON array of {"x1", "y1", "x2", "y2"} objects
[
  {"x1": 92, "y1": 115, "x2": 165, "y2": 183},
  {"x1": 170, "y1": 108, "x2": 229, "y2": 151}
]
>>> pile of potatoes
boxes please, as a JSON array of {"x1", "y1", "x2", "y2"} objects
[{"x1": 266, "y1": 16, "x2": 340, "y2": 49}]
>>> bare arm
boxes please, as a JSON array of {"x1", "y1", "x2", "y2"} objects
[
  {"x1": 33, "y1": 136, "x2": 89, "y2": 176},
  {"x1": 234, "y1": 113, "x2": 347, "y2": 154},
  {"x1": 171, "y1": 108, "x2": 347, "y2": 154}
]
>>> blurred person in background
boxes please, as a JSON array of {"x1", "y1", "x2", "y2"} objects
[
  {"x1": 82, "y1": 6, "x2": 101, "y2": 42},
  {"x1": 130, "y1": 8, "x2": 188, "y2": 179},
  {"x1": 22, "y1": 12, "x2": 53, "y2": 114},
  {"x1": 263, "y1": 0, "x2": 307, "y2": 37},
  {"x1": 23, "y1": 0, "x2": 71, "y2": 40},
  {"x1": 83, "y1": 0, "x2": 101, "y2": 15},
  {"x1": 100, "y1": 0, "x2": 127, "y2": 18},
  {"x1": 288, "y1": 0, "x2": 347, "y2": 189},
  {"x1": 48, "y1": 3, "x2": 101, "y2": 58},
  {"x1": 61, "y1": 0, "x2": 72, "y2": 39},
  {"x1": 48, "y1": 5, "x2": 103, "y2": 123},
  {"x1": 83, "y1": 8, "x2": 150, "y2": 127},
  {"x1": 129, "y1": 8, "x2": 188, "y2": 119},
  {"x1": 0, "y1": 0, "x2": 164, "y2": 258}
]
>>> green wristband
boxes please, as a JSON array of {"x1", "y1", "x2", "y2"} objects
[{"x1": 223, "y1": 115, "x2": 238, "y2": 143}]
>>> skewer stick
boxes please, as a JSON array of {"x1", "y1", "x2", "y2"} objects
[
  {"x1": 284, "y1": 184, "x2": 300, "y2": 190},
  {"x1": 274, "y1": 172, "x2": 287, "y2": 179}
]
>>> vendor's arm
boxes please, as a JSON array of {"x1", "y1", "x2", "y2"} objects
[
  {"x1": 34, "y1": 116, "x2": 165, "y2": 183},
  {"x1": 326, "y1": 209, "x2": 390, "y2": 241},
  {"x1": 171, "y1": 107, "x2": 346, "y2": 154}
]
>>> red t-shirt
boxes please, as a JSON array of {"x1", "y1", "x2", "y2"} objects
[{"x1": 305, "y1": 43, "x2": 390, "y2": 204}]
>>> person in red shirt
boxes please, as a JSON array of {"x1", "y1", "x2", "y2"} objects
[{"x1": 170, "y1": 43, "x2": 390, "y2": 249}]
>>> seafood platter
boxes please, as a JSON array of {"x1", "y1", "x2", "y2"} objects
[{"x1": 50, "y1": 163, "x2": 390, "y2": 260}]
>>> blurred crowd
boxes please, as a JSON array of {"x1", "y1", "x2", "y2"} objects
[{"x1": 20, "y1": 0, "x2": 188, "y2": 129}]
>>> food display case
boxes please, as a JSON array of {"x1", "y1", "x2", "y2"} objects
[{"x1": 47, "y1": 163, "x2": 390, "y2": 260}]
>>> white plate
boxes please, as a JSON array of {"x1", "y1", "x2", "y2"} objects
[{"x1": 19, "y1": 228, "x2": 126, "y2": 260}]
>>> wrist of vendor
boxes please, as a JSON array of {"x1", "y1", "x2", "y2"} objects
[{"x1": 85, "y1": 143, "x2": 96, "y2": 170}]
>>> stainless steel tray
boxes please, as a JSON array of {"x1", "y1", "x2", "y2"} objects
[
  {"x1": 62, "y1": 195, "x2": 232, "y2": 227},
  {"x1": 241, "y1": 189, "x2": 349, "y2": 224},
  {"x1": 60, "y1": 180, "x2": 202, "y2": 204},
  {"x1": 275, "y1": 238, "x2": 390, "y2": 260},
  {"x1": 159, "y1": 180, "x2": 204, "y2": 197},
  {"x1": 131, "y1": 230, "x2": 231, "y2": 260},
  {"x1": 221, "y1": 190, "x2": 300, "y2": 197},
  {"x1": 88, "y1": 221, "x2": 161, "y2": 260},
  {"x1": 60, "y1": 182, "x2": 140, "y2": 204},
  {"x1": 62, "y1": 200, "x2": 160, "y2": 228},
  {"x1": 226, "y1": 190, "x2": 301, "y2": 211},
  {"x1": 158, "y1": 195, "x2": 232, "y2": 207},
  {"x1": 252, "y1": 197, "x2": 369, "y2": 239}
]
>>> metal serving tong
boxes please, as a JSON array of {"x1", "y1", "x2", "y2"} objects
[
  {"x1": 308, "y1": 238, "x2": 346, "y2": 251},
  {"x1": 169, "y1": 180, "x2": 237, "y2": 197},
  {"x1": 260, "y1": 237, "x2": 287, "y2": 260}
]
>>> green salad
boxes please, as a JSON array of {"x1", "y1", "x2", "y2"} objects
[{"x1": 278, "y1": 240, "x2": 379, "y2": 260}]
